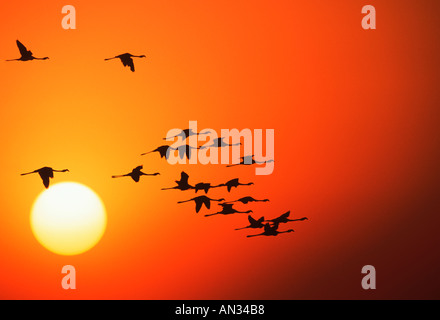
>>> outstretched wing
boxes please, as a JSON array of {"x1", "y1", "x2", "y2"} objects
[
  {"x1": 177, "y1": 146, "x2": 186, "y2": 159},
  {"x1": 41, "y1": 175, "x2": 50, "y2": 189},
  {"x1": 128, "y1": 59, "x2": 135, "y2": 72},
  {"x1": 159, "y1": 145, "x2": 171, "y2": 158},
  {"x1": 16, "y1": 40, "x2": 30, "y2": 56},
  {"x1": 204, "y1": 197, "x2": 211, "y2": 210},
  {"x1": 277, "y1": 211, "x2": 290, "y2": 220},
  {"x1": 280, "y1": 211, "x2": 290, "y2": 218},
  {"x1": 121, "y1": 56, "x2": 135, "y2": 72},
  {"x1": 180, "y1": 171, "x2": 189, "y2": 184},
  {"x1": 195, "y1": 200, "x2": 203, "y2": 213},
  {"x1": 248, "y1": 215, "x2": 257, "y2": 224}
]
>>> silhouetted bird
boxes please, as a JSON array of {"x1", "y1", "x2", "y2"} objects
[
  {"x1": 200, "y1": 137, "x2": 241, "y2": 149},
  {"x1": 235, "y1": 215, "x2": 265, "y2": 230},
  {"x1": 21, "y1": 167, "x2": 69, "y2": 188},
  {"x1": 141, "y1": 145, "x2": 172, "y2": 159},
  {"x1": 6, "y1": 40, "x2": 49, "y2": 61},
  {"x1": 170, "y1": 144, "x2": 200, "y2": 160},
  {"x1": 163, "y1": 128, "x2": 210, "y2": 141},
  {"x1": 162, "y1": 171, "x2": 194, "y2": 191},
  {"x1": 225, "y1": 196, "x2": 269, "y2": 204},
  {"x1": 218, "y1": 178, "x2": 254, "y2": 192},
  {"x1": 178, "y1": 195, "x2": 225, "y2": 213},
  {"x1": 265, "y1": 211, "x2": 308, "y2": 224},
  {"x1": 104, "y1": 53, "x2": 146, "y2": 72},
  {"x1": 227, "y1": 155, "x2": 274, "y2": 167},
  {"x1": 112, "y1": 165, "x2": 159, "y2": 182},
  {"x1": 193, "y1": 182, "x2": 223, "y2": 194},
  {"x1": 247, "y1": 222, "x2": 294, "y2": 238},
  {"x1": 204, "y1": 203, "x2": 252, "y2": 217}
]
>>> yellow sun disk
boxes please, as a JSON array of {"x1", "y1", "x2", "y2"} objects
[{"x1": 30, "y1": 182, "x2": 107, "y2": 255}]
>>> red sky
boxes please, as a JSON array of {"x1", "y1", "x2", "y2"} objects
[{"x1": 0, "y1": 0, "x2": 439, "y2": 299}]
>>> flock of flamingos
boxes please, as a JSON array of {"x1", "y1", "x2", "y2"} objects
[{"x1": 12, "y1": 39, "x2": 308, "y2": 238}]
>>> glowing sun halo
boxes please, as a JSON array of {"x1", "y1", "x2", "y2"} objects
[{"x1": 30, "y1": 182, "x2": 107, "y2": 255}]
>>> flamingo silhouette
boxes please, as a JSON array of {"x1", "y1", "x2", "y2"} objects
[
  {"x1": 265, "y1": 211, "x2": 308, "y2": 224},
  {"x1": 112, "y1": 165, "x2": 159, "y2": 182},
  {"x1": 193, "y1": 182, "x2": 223, "y2": 194},
  {"x1": 235, "y1": 215, "x2": 265, "y2": 230},
  {"x1": 218, "y1": 178, "x2": 254, "y2": 192},
  {"x1": 227, "y1": 155, "x2": 274, "y2": 167},
  {"x1": 178, "y1": 195, "x2": 225, "y2": 213},
  {"x1": 170, "y1": 144, "x2": 200, "y2": 160},
  {"x1": 204, "y1": 203, "x2": 252, "y2": 217},
  {"x1": 200, "y1": 137, "x2": 241, "y2": 149},
  {"x1": 104, "y1": 53, "x2": 146, "y2": 72},
  {"x1": 247, "y1": 222, "x2": 294, "y2": 238},
  {"x1": 225, "y1": 196, "x2": 269, "y2": 204},
  {"x1": 163, "y1": 128, "x2": 210, "y2": 141},
  {"x1": 21, "y1": 167, "x2": 69, "y2": 188},
  {"x1": 162, "y1": 171, "x2": 194, "y2": 191},
  {"x1": 141, "y1": 145, "x2": 172, "y2": 159},
  {"x1": 6, "y1": 40, "x2": 49, "y2": 61}
]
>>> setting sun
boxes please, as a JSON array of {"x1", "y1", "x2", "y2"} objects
[{"x1": 30, "y1": 182, "x2": 107, "y2": 256}]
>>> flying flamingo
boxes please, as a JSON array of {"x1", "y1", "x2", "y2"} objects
[
  {"x1": 141, "y1": 145, "x2": 172, "y2": 159},
  {"x1": 193, "y1": 182, "x2": 223, "y2": 194},
  {"x1": 163, "y1": 128, "x2": 210, "y2": 141},
  {"x1": 21, "y1": 167, "x2": 69, "y2": 188},
  {"x1": 224, "y1": 196, "x2": 269, "y2": 204},
  {"x1": 218, "y1": 178, "x2": 254, "y2": 192},
  {"x1": 170, "y1": 144, "x2": 200, "y2": 160},
  {"x1": 177, "y1": 195, "x2": 225, "y2": 213},
  {"x1": 235, "y1": 215, "x2": 265, "y2": 230},
  {"x1": 247, "y1": 222, "x2": 294, "y2": 238},
  {"x1": 112, "y1": 165, "x2": 159, "y2": 182},
  {"x1": 200, "y1": 137, "x2": 241, "y2": 149},
  {"x1": 162, "y1": 171, "x2": 194, "y2": 191},
  {"x1": 265, "y1": 211, "x2": 308, "y2": 224},
  {"x1": 104, "y1": 53, "x2": 146, "y2": 72},
  {"x1": 227, "y1": 155, "x2": 274, "y2": 167},
  {"x1": 6, "y1": 40, "x2": 49, "y2": 62},
  {"x1": 204, "y1": 203, "x2": 252, "y2": 217}
]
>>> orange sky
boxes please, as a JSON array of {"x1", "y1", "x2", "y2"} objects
[{"x1": 0, "y1": 0, "x2": 439, "y2": 299}]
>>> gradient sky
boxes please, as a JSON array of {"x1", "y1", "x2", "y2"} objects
[{"x1": 0, "y1": 0, "x2": 439, "y2": 299}]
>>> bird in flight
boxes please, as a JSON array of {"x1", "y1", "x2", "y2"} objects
[
  {"x1": 6, "y1": 40, "x2": 49, "y2": 62},
  {"x1": 178, "y1": 195, "x2": 225, "y2": 213},
  {"x1": 227, "y1": 155, "x2": 274, "y2": 167},
  {"x1": 163, "y1": 128, "x2": 211, "y2": 141},
  {"x1": 235, "y1": 215, "x2": 265, "y2": 231},
  {"x1": 104, "y1": 53, "x2": 146, "y2": 72},
  {"x1": 162, "y1": 171, "x2": 194, "y2": 191},
  {"x1": 193, "y1": 182, "x2": 223, "y2": 194},
  {"x1": 218, "y1": 178, "x2": 254, "y2": 192},
  {"x1": 204, "y1": 203, "x2": 252, "y2": 217},
  {"x1": 224, "y1": 196, "x2": 270, "y2": 204},
  {"x1": 265, "y1": 211, "x2": 308, "y2": 224},
  {"x1": 112, "y1": 165, "x2": 159, "y2": 182},
  {"x1": 247, "y1": 222, "x2": 294, "y2": 238},
  {"x1": 170, "y1": 144, "x2": 200, "y2": 160},
  {"x1": 200, "y1": 137, "x2": 241, "y2": 149},
  {"x1": 21, "y1": 167, "x2": 69, "y2": 188},
  {"x1": 141, "y1": 145, "x2": 173, "y2": 159}
]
